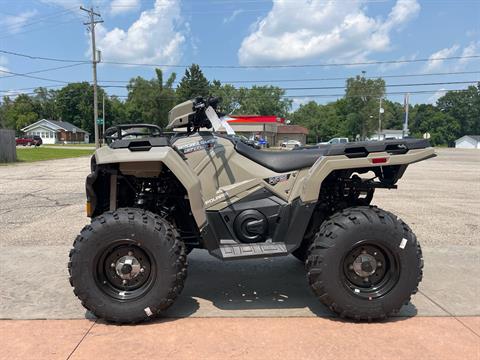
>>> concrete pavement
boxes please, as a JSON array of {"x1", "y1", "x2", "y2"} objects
[
  {"x1": 0, "y1": 149, "x2": 479, "y2": 320},
  {"x1": 0, "y1": 148, "x2": 479, "y2": 359},
  {"x1": 1, "y1": 317, "x2": 479, "y2": 360}
]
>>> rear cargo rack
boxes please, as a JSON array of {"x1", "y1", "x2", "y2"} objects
[{"x1": 104, "y1": 124, "x2": 169, "y2": 150}]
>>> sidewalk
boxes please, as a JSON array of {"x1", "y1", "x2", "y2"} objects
[{"x1": 2, "y1": 317, "x2": 479, "y2": 360}]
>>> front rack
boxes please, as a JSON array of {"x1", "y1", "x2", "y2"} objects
[{"x1": 104, "y1": 124, "x2": 163, "y2": 145}]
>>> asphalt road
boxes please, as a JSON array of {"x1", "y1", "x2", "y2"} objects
[{"x1": 0, "y1": 148, "x2": 479, "y2": 320}]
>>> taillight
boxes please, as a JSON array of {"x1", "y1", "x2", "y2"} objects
[{"x1": 371, "y1": 157, "x2": 388, "y2": 164}]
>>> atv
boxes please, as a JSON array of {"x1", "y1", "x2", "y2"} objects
[{"x1": 69, "y1": 97, "x2": 435, "y2": 323}]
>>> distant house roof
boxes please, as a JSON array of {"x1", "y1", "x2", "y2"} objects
[
  {"x1": 455, "y1": 135, "x2": 480, "y2": 143},
  {"x1": 21, "y1": 119, "x2": 89, "y2": 134},
  {"x1": 277, "y1": 124, "x2": 309, "y2": 135},
  {"x1": 380, "y1": 129, "x2": 404, "y2": 134}
]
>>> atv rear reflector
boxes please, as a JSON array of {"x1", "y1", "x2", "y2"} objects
[{"x1": 371, "y1": 157, "x2": 388, "y2": 164}]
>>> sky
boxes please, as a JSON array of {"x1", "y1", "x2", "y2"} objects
[{"x1": 0, "y1": 0, "x2": 479, "y2": 107}]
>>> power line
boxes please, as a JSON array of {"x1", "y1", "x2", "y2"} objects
[
  {"x1": 0, "y1": 16, "x2": 82, "y2": 40},
  {"x1": 97, "y1": 80, "x2": 478, "y2": 90},
  {"x1": 0, "y1": 63, "x2": 87, "y2": 79},
  {"x1": 0, "y1": 48, "x2": 478, "y2": 69},
  {"x1": 0, "y1": 49, "x2": 88, "y2": 63},
  {"x1": 3, "y1": 89, "x2": 468, "y2": 101},
  {"x1": 2, "y1": 79, "x2": 477, "y2": 94},
  {"x1": 105, "y1": 88, "x2": 473, "y2": 100},
  {"x1": 0, "y1": 69, "x2": 70, "y2": 83},
  {"x1": 99, "y1": 55, "x2": 480, "y2": 69},
  {"x1": 209, "y1": 70, "x2": 480, "y2": 84},
  {"x1": 0, "y1": 7, "x2": 77, "y2": 33},
  {"x1": 96, "y1": 70, "x2": 480, "y2": 84}
]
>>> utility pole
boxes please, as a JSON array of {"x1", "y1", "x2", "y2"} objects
[
  {"x1": 102, "y1": 94, "x2": 105, "y2": 145},
  {"x1": 80, "y1": 5, "x2": 103, "y2": 149},
  {"x1": 403, "y1": 93, "x2": 410, "y2": 138},
  {"x1": 378, "y1": 97, "x2": 383, "y2": 140}
]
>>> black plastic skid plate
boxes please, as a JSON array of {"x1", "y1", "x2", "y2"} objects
[{"x1": 219, "y1": 242, "x2": 288, "y2": 259}]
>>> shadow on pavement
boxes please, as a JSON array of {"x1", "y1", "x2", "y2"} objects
[
  {"x1": 163, "y1": 250, "x2": 417, "y2": 321},
  {"x1": 85, "y1": 249, "x2": 417, "y2": 325}
]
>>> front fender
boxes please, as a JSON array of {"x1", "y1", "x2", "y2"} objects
[{"x1": 94, "y1": 146, "x2": 207, "y2": 228}]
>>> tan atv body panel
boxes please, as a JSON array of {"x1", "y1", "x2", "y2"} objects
[
  {"x1": 166, "y1": 100, "x2": 195, "y2": 130},
  {"x1": 94, "y1": 133, "x2": 435, "y2": 229},
  {"x1": 95, "y1": 145, "x2": 207, "y2": 227}
]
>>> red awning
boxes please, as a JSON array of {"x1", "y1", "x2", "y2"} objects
[{"x1": 225, "y1": 115, "x2": 285, "y2": 124}]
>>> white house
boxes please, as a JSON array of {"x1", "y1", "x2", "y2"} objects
[
  {"x1": 369, "y1": 129, "x2": 407, "y2": 141},
  {"x1": 455, "y1": 135, "x2": 480, "y2": 149},
  {"x1": 21, "y1": 119, "x2": 90, "y2": 145}
]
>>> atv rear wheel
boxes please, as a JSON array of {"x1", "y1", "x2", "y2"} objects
[
  {"x1": 306, "y1": 206, "x2": 423, "y2": 321},
  {"x1": 68, "y1": 208, "x2": 187, "y2": 323}
]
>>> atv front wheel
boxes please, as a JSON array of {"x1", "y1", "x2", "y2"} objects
[
  {"x1": 68, "y1": 208, "x2": 187, "y2": 323},
  {"x1": 306, "y1": 206, "x2": 423, "y2": 321}
]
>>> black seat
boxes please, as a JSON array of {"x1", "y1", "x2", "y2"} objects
[{"x1": 235, "y1": 141, "x2": 327, "y2": 173}]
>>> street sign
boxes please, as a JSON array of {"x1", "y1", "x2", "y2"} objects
[{"x1": 97, "y1": 118, "x2": 104, "y2": 125}]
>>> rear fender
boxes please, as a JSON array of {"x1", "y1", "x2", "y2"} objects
[{"x1": 299, "y1": 148, "x2": 436, "y2": 203}]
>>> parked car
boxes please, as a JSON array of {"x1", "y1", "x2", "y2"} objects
[
  {"x1": 280, "y1": 139, "x2": 302, "y2": 149},
  {"x1": 254, "y1": 137, "x2": 268, "y2": 149},
  {"x1": 318, "y1": 137, "x2": 349, "y2": 146},
  {"x1": 229, "y1": 134, "x2": 258, "y2": 148},
  {"x1": 16, "y1": 135, "x2": 42, "y2": 146}
]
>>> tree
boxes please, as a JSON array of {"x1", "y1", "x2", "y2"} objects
[
  {"x1": 436, "y1": 84, "x2": 480, "y2": 136},
  {"x1": 409, "y1": 104, "x2": 460, "y2": 145},
  {"x1": 292, "y1": 101, "x2": 341, "y2": 142},
  {"x1": 2, "y1": 94, "x2": 39, "y2": 131},
  {"x1": 381, "y1": 100, "x2": 405, "y2": 130},
  {"x1": 125, "y1": 68, "x2": 177, "y2": 127},
  {"x1": 0, "y1": 96, "x2": 13, "y2": 128},
  {"x1": 176, "y1": 64, "x2": 210, "y2": 102},
  {"x1": 209, "y1": 80, "x2": 239, "y2": 114},
  {"x1": 33, "y1": 87, "x2": 59, "y2": 120},
  {"x1": 345, "y1": 76, "x2": 386, "y2": 139},
  {"x1": 235, "y1": 86, "x2": 292, "y2": 116},
  {"x1": 56, "y1": 82, "x2": 95, "y2": 134}
]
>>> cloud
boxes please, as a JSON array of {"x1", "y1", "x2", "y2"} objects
[
  {"x1": 0, "y1": 10, "x2": 38, "y2": 34},
  {"x1": 423, "y1": 42, "x2": 478, "y2": 72},
  {"x1": 238, "y1": 0, "x2": 420, "y2": 65},
  {"x1": 110, "y1": 0, "x2": 141, "y2": 16},
  {"x1": 427, "y1": 88, "x2": 446, "y2": 104},
  {"x1": 378, "y1": 53, "x2": 418, "y2": 72},
  {"x1": 457, "y1": 41, "x2": 479, "y2": 67},
  {"x1": 223, "y1": 9, "x2": 244, "y2": 24},
  {"x1": 423, "y1": 45, "x2": 460, "y2": 72},
  {"x1": 0, "y1": 67, "x2": 9, "y2": 77},
  {"x1": 95, "y1": 0, "x2": 185, "y2": 65},
  {"x1": 0, "y1": 56, "x2": 9, "y2": 76},
  {"x1": 291, "y1": 97, "x2": 316, "y2": 110}
]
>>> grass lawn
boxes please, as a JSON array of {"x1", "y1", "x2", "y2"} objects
[
  {"x1": 16, "y1": 147, "x2": 93, "y2": 162},
  {"x1": 43, "y1": 143, "x2": 95, "y2": 147}
]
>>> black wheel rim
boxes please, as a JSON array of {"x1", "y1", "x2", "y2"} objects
[
  {"x1": 95, "y1": 239, "x2": 156, "y2": 301},
  {"x1": 342, "y1": 242, "x2": 399, "y2": 299}
]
